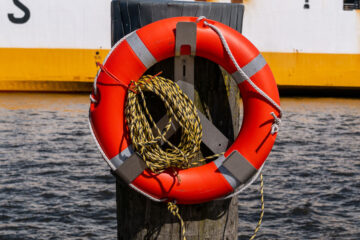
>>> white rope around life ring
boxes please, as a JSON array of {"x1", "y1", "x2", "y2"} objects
[{"x1": 197, "y1": 16, "x2": 282, "y2": 135}]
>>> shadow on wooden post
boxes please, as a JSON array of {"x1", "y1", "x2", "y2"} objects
[{"x1": 115, "y1": 57, "x2": 242, "y2": 240}]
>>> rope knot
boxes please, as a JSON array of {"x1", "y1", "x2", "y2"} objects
[
  {"x1": 270, "y1": 112, "x2": 281, "y2": 135},
  {"x1": 128, "y1": 80, "x2": 138, "y2": 94},
  {"x1": 196, "y1": 16, "x2": 207, "y2": 23},
  {"x1": 89, "y1": 94, "x2": 97, "y2": 103}
]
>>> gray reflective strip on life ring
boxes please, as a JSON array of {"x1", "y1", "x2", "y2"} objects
[
  {"x1": 110, "y1": 145, "x2": 147, "y2": 184},
  {"x1": 115, "y1": 152, "x2": 147, "y2": 184},
  {"x1": 214, "y1": 150, "x2": 257, "y2": 189},
  {"x1": 110, "y1": 145, "x2": 134, "y2": 169},
  {"x1": 232, "y1": 53, "x2": 267, "y2": 84},
  {"x1": 214, "y1": 155, "x2": 239, "y2": 189},
  {"x1": 126, "y1": 32, "x2": 157, "y2": 69}
]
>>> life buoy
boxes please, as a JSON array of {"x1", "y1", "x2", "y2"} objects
[{"x1": 89, "y1": 16, "x2": 281, "y2": 204}]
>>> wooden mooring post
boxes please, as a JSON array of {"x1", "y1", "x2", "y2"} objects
[{"x1": 111, "y1": 1, "x2": 244, "y2": 239}]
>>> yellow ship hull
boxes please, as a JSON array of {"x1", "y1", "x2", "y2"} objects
[
  {"x1": 0, "y1": 48, "x2": 359, "y2": 92},
  {"x1": 0, "y1": 48, "x2": 108, "y2": 92},
  {"x1": 263, "y1": 52, "x2": 360, "y2": 89}
]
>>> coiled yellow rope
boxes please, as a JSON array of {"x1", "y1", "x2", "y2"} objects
[{"x1": 125, "y1": 74, "x2": 222, "y2": 173}]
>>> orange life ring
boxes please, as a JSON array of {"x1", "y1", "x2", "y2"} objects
[{"x1": 89, "y1": 16, "x2": 281, "y2": 204}]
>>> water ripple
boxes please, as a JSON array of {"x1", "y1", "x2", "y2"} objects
[{"x1": 0, "y1": 94, "x2": 359, "y2": 239}]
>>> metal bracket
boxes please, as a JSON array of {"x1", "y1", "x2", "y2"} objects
[
  {"x1": 174, "y1": 22, "x2": 197, "y2": 101},
  {"x1": 197, "y1": 110, "x2": 229, "y2": 154},
  {"x1": 175, "y1": 22, "x2": 197, "y2": 57},
  {"x1": 154, "y1": 109, "x2": 229, "y2": 154},
  {"x1": 173, "y1": 21, "x2": 229, "y2": 153}
]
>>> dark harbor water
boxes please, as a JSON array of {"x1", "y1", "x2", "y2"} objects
[{"x1": 0, "y1": 93, "x2": 359, "y2": 239}]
